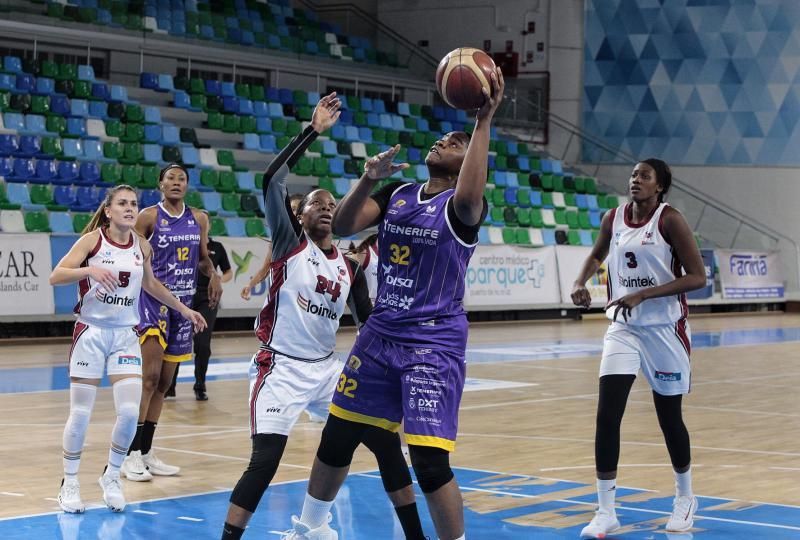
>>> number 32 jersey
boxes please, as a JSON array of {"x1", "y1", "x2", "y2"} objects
[{"x1": 606, "y1": 202, "x2": 687, "y2": 326}]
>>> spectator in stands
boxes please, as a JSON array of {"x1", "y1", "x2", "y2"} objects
[
  {"x1": 351, "y1": 233, "x2": 379, "y2": 304},
  {"x1": 570, "y1": 158, "x2": 706, "y2": 538}
]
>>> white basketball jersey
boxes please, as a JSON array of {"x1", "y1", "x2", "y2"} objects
[
  {"x1": 255, "y1": 233, "x2": 353, "y2": 361},
  {"x1": 606, "y1": 203, "x2": 687, "y2": 326},
  {"x1": 76, "y1": 229, "x2": 145, "y2": 328},
  {"x1": 362, "y1": 244, "x2": 379, "y2": 302}
]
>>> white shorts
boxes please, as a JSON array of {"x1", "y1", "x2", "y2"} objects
[
  {"x1": 248, "y1": 349, "x2": 344, "y2": 436},
  {"x1": 69, "y1": 321, "x2": 143, "y2": 379},
  {"x1": 600, "y1": 320, "x2": 692, "y2": 396}
]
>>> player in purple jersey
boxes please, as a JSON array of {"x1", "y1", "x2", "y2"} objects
[
  {"x1": 282, "y1": 69, "x2": 504, "y2": 540},
  {"x1": 120, "y1": 164, "x2": 222, "y2": 482}
]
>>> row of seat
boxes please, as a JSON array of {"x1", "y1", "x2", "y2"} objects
[{"x1": 480, "y1": 226, "x2": 598, "y2": 247}]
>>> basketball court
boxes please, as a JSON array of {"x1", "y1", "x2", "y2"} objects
[{"x1": 1, "y1": 314, "x2": 798, "y2": 539}]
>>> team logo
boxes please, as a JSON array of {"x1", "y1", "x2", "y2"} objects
[
  {"x1": 641, "y1": 231, "x2": 655, "y2": 245},
  {"x1": 117, "y1": 355, "x2": 141, "y2": 366},
  {"x1": 232, "y1": 250, "x2": 255, "y2": 279},
  {"x1": 386, "y1": 275, "x2": 414, "y2": 288},
  {"x1": 297, "y1": 293, "x2": 338, "y2": 320},
  {"x1": 159, "y1": 305, "x2": 169, "y2": 315},
  {"x1": 347, "y1": 355, "x2": 361, "y2": 371},
  {"x1": 157, "y1": 234, "x2": 169, "y2": 249},
  {"x1": 188, "y1": 219, "x2": 195, "y2": 225},
  {"x1": 425, "y1": 205, "x2": 437, "y2": 214},
  {"x1": 398, "y1": 295, "x2": 413, "y2": 310},
  {"x1": 655, "y1": 371, "x2": 681, "y2": 382},
  {"x1": 160, "y1": 218, "x2": 169, "y2": 227},
  {"x1": 134, "y1": 251, "x2": 143, "y2": 266},
  {"x1": 408, "y1": 397, "x2": 416, "y2": 409},
  {"x1": 381, "y1": 263, "x2": 392, "y2": 276},
  {"x1": 393, "y1": 200, "x2": 406, "y2": 207},
  {"x1": 168, "y1": 262, "x2": 177, "y2": 273}
]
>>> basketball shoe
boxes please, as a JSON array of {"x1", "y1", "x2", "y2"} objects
[
  {"x1": 280, "y1": 514, "x2": 338, "y2": 540},
  {"x1": 121, "y1": 450, "x2": 152, "y2": 481},
  {"x1": 666, "y1": 495, "x2": 698, "y2": 532},
  {"x1": 98, "y1": 467, "x2": 126, "y2": 511},
  {"x1": 580, "y1": 510, "x2": 620, "y2": 538},
  {"x1": 143, "y1": 450, "x2": 180, "y2": 476},
  {"x1": 58, "y1": 477, "x2": 85, "y2": 514}
]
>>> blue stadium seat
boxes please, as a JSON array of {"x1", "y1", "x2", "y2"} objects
[
  {"x1": 253, "y1": 101, "x2": 269, "y2": 117},
  {"x1": 50, "y1": 211, "x2": 73, "y2": 233},
  {"x1": 259, "y1": 134, "x2": 276, "y2": 153},
  {"x1": 494, "y1": 171, "x2": 507, "y2": 187},
  {"x1": 140, "y1": 189, "x2": 161, "y2": 207},
  {"x1": 540, "y1": 159, "x2": 553, "y2": 173},
  {"x1": 478, "y1": 226, "x2": 490, "y2": 244},
  {"x1": 439, "y1": 121, "x2": 452, "y2": 133},
  {"x1": 35, "y1": 77, "x2": 55, "y2": 96},
  {"x1": 74, "y1": 186, "x2": 98, "y2": 211},
  {"x1": 58, "y1": 161, "x2": 80, "y2": 182},
  {"x1": 92, "y1": 82, "x2": 110, "y2": 101},
  {"x1": 378, "y1": 114, "x2": 392, "y2": 130},
  {"x1": 278, "y1": 88, "x2": 293, "y2": 104},
  {"x1": 0, "y1": 135, "x2": 18, "y2": 157},
  {"x1": 3, "y1": 56, "x2": 21, "y2": 74},
  {"x1": 397, "y1": 102, "x2": 410, "y2": 116},
  {"x1": 6, "y1": 183, "x2": 31, "y2": 205},
  {"x1": 226, "y1": 218, "x2": 246, "y2": 237},
  {"x1": 143, "y1": 124, "x2": 162, "y2": 143},
  {"x1": 143, "y1": 144, "x2": 162, "y2": 163},
  {"x1": 0, "y1": 156, "x2": 13, "y2": 176},
  {"x1": 220, "y1": 82, "x2": 236, "y2": 97},
  {"x1": 222, "y1": 96, "x2": 239, "y2": 114},
  {"x1": 333, "y1": 178, "x2": 350, "y2": 196},
  {"x1": 587, "y1": 195, "x2": 599, "y2": 210},
  {"x1": 54, "y1": 185, "x2": 76, "y2": 207},
  {"x1": 542, "y1": 229, "x2": 556, "y2": 246},
  {"x1": 256, "y1": 117, "x2": 272, "y2": 133},
  {"x1": 70, "y1": 99, "x2": 89, "y2": 118},
  {"x1": 579, "y1": 230, "x2": 593, "y2": 246},
  {"x1": 415, "y1": 165, "x2": 429, "y2": 181},
  {"x1": 66, "y1": 118, "x2": 87, "y2": 138},
  {"x1": 575, "y1": 194, "x2": 588, "y2": 209},
  {"x1": 267, "y1": 103, "x2": 283, "y2": 117},
  {"x1": 366, "y1": 113, "x2": 380, "y2": 128},
  {"x1": 88, "y1": 101, "x2": 108, "y2": 119},
  {"x1": 238, "y1": 99, "x2": 253, "y2": 116},
  {"x1": 173, "y1": 90, "x2": 192, "y2": 110},
  {"x1": 0, "y1": 74, "x2": 15, "y2": 92},
  {"x1": 504, "y1": 188, "x2": 517, "y2": 206},
  {"x1": 322, "y1": 140, "x2": 338, "y2": 157},
  {"x1": 15, "y1": 74, "x2": 35, "y2": 94},
  {"x1": 407, "y1": 147, "x2": 421, "y2": 163},
  {"x1": 17, "y1": 135, "x2": 41, "y2": 158},
  {"x1": 265, "y1": 87, "x2": 279, "y2": 102},
  {"x1": 79, "y1": 162, "x2": 101, "y2": 184},
  {"x1": 416, "y1": 118, "x2": 429, "y2": 132},
  {"x1": 24, "y1": 114, "x2": 47, "y2": 135},
  {"x1": 391, "y1": 115, "x2": 405, "y2": 131},
  {"x1": 236, "y1": 172, "x2": 255, "y2": 191},
  {"x1": 201, "y1": 191, "x2": 221, "y2": 213},
  {"x1": 77, "y1": 65, "x2": 95, "y2": 81},
  {"x1": 506, "y1": 141, "x2": 518, "y2": 156},
  {"x1": 109, "y1": 85, "x2": 128, "y2": 102},
  {"x1": 432, "y1": 106, "x2": 445, "y2": 120},
  {"x1": 161, "y1": 125, "x2": 180, "y2": 145},
  {"x1": 329, "y1": 158, "x2": 344, "y2": 176},
  {"x1": 9, "y1": 158, "x2": 35, "y2": 181},
  {"x1": 144, "y1": 107, "x2": 161, "y2": 124},
  {"x1": 157, "y1": 74, "x2": 174, "y2": 92},
  {"x1": 506, "y1": 172, "x2": 519, "y2": 188},
  {"x1": 517, "y1": 156, "x2": 530, "y2": 171},
  {"x1": 141, "y1": 72, "x2": 160, "y2": 89},
  {"x1": 444, "y1": 109, "x2": 457, "y2": 122},
  {"x1": 344, "y1": 126, "x2": 359, "y2": 142},
  {"x1": 83, "y1": 140, "x2": 104, "y2": 162},
  {"x1": 530, "y1": 190, "x2": 543, "y2": 207},
  {"x1": 589, "y1": 211, "x2": 601, "y2": 228},
  {"x1": 205, "y1": 80, "x2": 221, "y2": 96},
  {"x1": 488, "y1": 155, "x2": 495, "y2": 170},
  {"x1": 358, "y1": 127, "x2": 372, "y2": 143},
  {"x1": 180, "y1": 146, "x2": 199, "y2": 166},
  {"x1": 62, "y1": 139, "x2": 84, "y2": 159},
  {"x1": 243, "y1": 133, "x2": 259, "y2": 151}
]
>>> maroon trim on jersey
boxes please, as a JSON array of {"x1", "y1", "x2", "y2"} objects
[
  {"x1": 100, "y1": 227, "x2": 133, "y2": 249},
  {"x1": 249, "y1": 349, "x2": 276, "y2": 436},
  {"x1": 270, "y1": 235, "x2": 308, "y2": 267},
  {"x1": 324, "y1": 243, "x2": 339, "y2": 261},
  {"x1": 255, "y1": 237, "x2": 308, "y2": 346},
  {"x1": 362, "y1": 245, "x2": 371, "y2": 268},
  {"x1": 74, "y1": 235, "x2": 103, "y2": 315},
  {"x1": 343, "y1": 256, "x2": 355, "y2": 284},
  {"x1": 623, "y1": 202, "x2": 660, "y2": 229},
  {"x1": 675, "y1": 318, "x2": 691, "y2": 357},
  {"x1": 68, "y1": 321, "x2": 90, "y2": 365},
  {"x1": 657, "y1": 206, "x2": 670, "y2": 243},
  {"x1": 605, "y1": 207, "x2": 617, "y2": 303}
]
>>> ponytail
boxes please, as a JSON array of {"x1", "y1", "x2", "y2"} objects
[{"x1": 82, "y1": 185, "x2": 137, "y2": 235}]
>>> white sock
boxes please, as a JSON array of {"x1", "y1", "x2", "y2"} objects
[
  {"x1": 453, "y1": 535, "x2": 465, "y2": 540},
  {"x1": 675, "y1": 468, "x2": 693, "y2": 498},
  {"x1": 108, "y1": 378, "x2": 142, "y2": 474},
  {"x1": 62, "y1": 383, "x2": 97, "y2": 476},
  {"x1": 299, "y1": 492, "x2": 334, "y2": 529},
  {"x1": 597, "y1": 478, "x2": 617, "y2": 514}
]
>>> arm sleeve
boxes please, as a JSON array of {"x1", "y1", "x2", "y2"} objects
[
  {"x1": 262, "y1": 125, "x2": 319, "y2": 260},
  {"x1": 216, "y1": 242, "x2": 232, "y2": 273},
  {"x1": 345, "y1": 258, "x2": 372, "y2": 326},
  {"x1": 368, "y1": 181, "x2": 408, "y2": 222},
  {"x1": 446, "y1": 197, "x2": 488, "y2": 244}
]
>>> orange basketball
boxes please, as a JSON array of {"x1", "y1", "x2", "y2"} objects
[{"x1": 435, "y1": 47, "x2": 496, "y2": 110}]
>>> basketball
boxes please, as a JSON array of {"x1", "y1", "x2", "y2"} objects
[{"x1": 435, "y1": 47, "x2": 497, "y2": 110}]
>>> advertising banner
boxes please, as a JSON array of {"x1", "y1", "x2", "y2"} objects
[
  {"x1": 556, "y1": 246, "x2": 608, "y2": 307},
  {"x1": 686, "y1": 249, "x2": 714, "y2": 300},
  {"x1": 717, "y1": 250, "x2": 784, "y2": 298},
  {"x1": 0, "y1": 233, "x2": 55, "y2": 315},
  {"x1": 50, "y1": 234, "x2": 80, "y2": 314},
  {"x1": 465, "y1": 245, "x2": 561, "y2": 307},
  {"x1": 215, "y1": 236, "x2": 272, "y2": 310}
]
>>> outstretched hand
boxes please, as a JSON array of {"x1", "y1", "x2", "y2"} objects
[
  {"x1": 476, "y1": 66, "x2": 505, "y2": 121},
  {"x1": 364, "y1": 144, "x2": 409, "y2": 181},
  {"x1": 311, "y1": 92, "x2": 342, "y2": 133}
]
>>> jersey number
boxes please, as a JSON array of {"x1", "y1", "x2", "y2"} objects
[
  {"x1": 389, "y1": 244, "x2": 410, "y2": 266},
  {"x1": 118, "y1": 271, "x2": 130, "y2": 288},
  {"x1": 336, "y1": 374, "x2": 357, "y2": 398},
  {"x1": 177, "y1": 247, "x2": 189, "y2": 261},
  {"x1": 316, "y1": 276, "x2": 342, "y2": 302},
  {"x1": 625, "y1": 251, "x2": 638, "y2": 269}
]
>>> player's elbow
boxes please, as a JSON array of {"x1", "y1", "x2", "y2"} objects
[{"x1": 688, "y1": 272, "x2": 706, "y2": 291}]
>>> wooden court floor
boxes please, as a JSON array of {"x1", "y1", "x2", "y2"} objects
[{"x1": 0, "y1": 313, "x2": 798, "y2": 520}]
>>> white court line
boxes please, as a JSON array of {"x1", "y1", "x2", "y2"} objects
[
  {"x1": 177, "y1": 516, "x2": 204, "y2": 522},
  {"x1": 770, "y1": 467, "x2": 800, "y2": 472},
  {"x1": 457, "y1": 431, "x2": 800, "y2": 458},
  {"x1": 133, "y1": 509, "x2": 158, "y2": 515},
  {"x1": 150, "y1": 446, "x2": 312, "y2": 470},
  {"x1": 539, "y1": 464, "x2": 707, "y2": 472},
  {"x1": 155, "y1": 428, "x2": 248, "y2": 441},
  {"x1": 0, "y1": 492, "x2": 24, "y2": 497}
]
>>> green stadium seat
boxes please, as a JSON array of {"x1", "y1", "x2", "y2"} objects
[
  {"x1": 122, "y1": 165, "x2": 142, "y2": 186},
  {"x1": 101, "y1": 163, "x2": 121, "y2": 184},
  {"x1": 222, "y1": 192, "x2": 240, "y2": 212},
  {"x1": 517, "y1": 208, "x2": 531, "y2": 227},
  {"x1": 209, "y1": 217, "x2": 227, "y2": 236},
  {"x1": 294, "y1": 156, "x2": 313, "y2": 176},
  {"x1": 554, "y1": 208, "x2": 567, "y2": 226},
  {"x1": 566, "y1": 210, "x2": 579, "y2": 229},
  {"x1": 24, "y1": 211, "x2": 51, "y2": 232},
  {"x1": 568, "y1": 230, "x2": 581, "y2": 245},
  {"x1": 218, "y1": 171, "x2": 237, "y2": 193},
  {"x1": 501, "y1": 227, "x2": 516, "y2": 244},
  {"x1": 516, "y1": 228, "x2": 532, "y2": 245},
  {"x1": 529, "y1": 208, "x2": 544, "y2": 228},
  {"x1": 42, "y1": 137, "x2": 63, "y2": 157},
  {"x1": 222, "y1": 115, "x2": 240, "y2": 133},
  {"x1": 185, "y1": 191, "x2": 204, "y2": 209},
  {"x1": 200, "y1": 169, "x2": 219, "y2": 189},
  {"x1": 103, "y1": 141, "x2": 120, "y2": 160},
  {"x1": 140, "y1": 165, "x2": 159, "y2": 189},
  {"x1": 217, "y1": 150, "x2": 236, "y2": 168},
  {"x1": 72, "y1": 213, "x2": 92, "y2": 233}
]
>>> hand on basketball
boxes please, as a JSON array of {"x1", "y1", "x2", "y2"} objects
[
  {"x1": 606, "y1": 292, "x2": 646, "y2": 323},
  {"x1": 364, "y1": 144, "x2": 409, "y2": 180},
  {"x1": 88, "y1": 266, "x2": 119, "y2": 293},
  {"x1": 182, "y1": 306, "x2": 208, "y2": 333},
  {"x1": 208, "y1": 274, "x2": 222, "y2": 309},
  {"x1": 311, "y1": 92, "x2": 342, "y2": 133},
  {"x1": 571, "y1": 283, "x2": 592, "y2": 309},
  {"x1": 476, "y1": 67, "x2": 505, "y2": 121}
]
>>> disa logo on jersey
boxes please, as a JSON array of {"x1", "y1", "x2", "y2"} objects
[{"x1": 296, "y1": 293, "x2": 337, "y2": 320}]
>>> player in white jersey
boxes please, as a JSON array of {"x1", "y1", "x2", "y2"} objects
[
  {"x1": 571, "y1": 159, "x2": 706, "y2": 538},
  {"x1": 49, "y1": 185, "x2": 206, "y2": 514},
  {"x1": 221, "y1": 94, "x2": 426, "y2": 540},
  {"x1": 353, "y1": 233, "x2": 379, "y2": 303}
]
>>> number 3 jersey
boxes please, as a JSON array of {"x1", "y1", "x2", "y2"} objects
[
  {"x1": 75, "y1": 229, "x2": 145, "y2": 328},
  {"x1": 606, "y1": 202, "x2": 687, "y2": 326},
  {"x1": 256, "y1": 233, "x2": 354, "y2": 361},
  {"x1": 368, "y1": 183, "x2": 477, "y2": 350}
]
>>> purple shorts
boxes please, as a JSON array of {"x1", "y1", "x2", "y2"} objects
[
  {"x1": 330, "y1": 325, "x2": 466, "y2": 451},
  {"x1": 137, "y1": 291, "x2": 194, "y2": 362}
]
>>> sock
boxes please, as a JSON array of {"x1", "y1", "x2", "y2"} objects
[
  {"x1": 108, "y1": 378, "x2": 142, "y2": 473},
  {"x1": 394, "y1": 502, "x2": 426, "y2": 540},
  {"x1": 454, "y1": 535, "x2": 465, "y2": 540},
  {"x1": 62, "y1": 383, "x2": 97, "y2": 477},
  {"x1": 128, "y1": 422, "x2": 144, "y2": 454},
  {"x1": 141, "y1": 420, "x2": 157, "y2": 455},
  {"x1": 221, "y1": 522, "x2": 245, "y2": 540},
  {"x1": 299, "y1": 492, "x2": 334, "y2": 529},
  {"x1": 675, "y1": 468, "x2": 693, "y2": 497},
  {"x1": 597, "y1": 478, "x2": 617, "y2": 514}
]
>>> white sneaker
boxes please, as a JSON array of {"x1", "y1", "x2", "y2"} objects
[
  {"x1": 98, "y1": 468, "x2": 126, "y2": 511},
  {"x1": 143, "y1": 451, "x2": 180, "y2": 476},
  {"x1": 580, "y1": 510, "x2": 620, "y2": 538},
  {"x1": 280, "y1": 514, "x2": 338, "y2": 540},
  {"x1": 666, "y1": 495, "x2": 698, "y2": 532},
  {"x1": 58, "y1": 477, "x2": 85, "y2": 514},
  {"x1": 121, "y1": 451, "x2": 152, "y2": 482}
]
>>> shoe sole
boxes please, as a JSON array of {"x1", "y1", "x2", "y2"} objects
[
  {"x1": 58, "y1": 498, "x2": 85, "y2": 514},
  {"x1": 665, "y1": 521, "x2": 694, "y2": 532},
  {"x1": 98, "y1": 478, "x2": 125, "y2": 512},
  {"x1": 122, "y1": 470, "x2": 152, "y2": 482},
  {"x1": 580, "y1": 524, "x2": 621, "y2": 539},
  {"x1": 146, "y1": 469, "x2": 180, "y2": 476}
]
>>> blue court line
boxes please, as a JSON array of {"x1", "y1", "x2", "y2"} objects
[
  {"x1": 1, "y1": 467, "x2": 796, "y2": 539},
  {"x1": 3, "y1": 326, "x2": 800, "y2": 394}
]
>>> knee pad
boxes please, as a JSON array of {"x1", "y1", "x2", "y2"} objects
[
  {"x1": 316, "y1": 415, "x2": 367, "y2": 468},
  {"x1": 113, "y1": 378, "x2": 141, "y2": 423},
  {"x1": 361, "y1": 428, "x2": 412, "y2": 493},
  {"x1": 409, "y1": 445, "x2": 453, "y2": 494},
  {"x1": 67, "y1": 383, "x2": 97, "y2": 428},
  {"x1": 229, "y1": 433, "x2": 288, "y2": 512}
]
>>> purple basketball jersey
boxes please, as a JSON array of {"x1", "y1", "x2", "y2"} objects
[
  {"x1": 367, "y1": 183, "x2": 476, "y2": 350},
  {"x1": 146, "y1": 203, "x2": 201, "y2": 297}
]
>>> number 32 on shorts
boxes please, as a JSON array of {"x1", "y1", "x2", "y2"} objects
[{"x1": 336, "y1": 374, "x2": 357, "y2": 398}]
